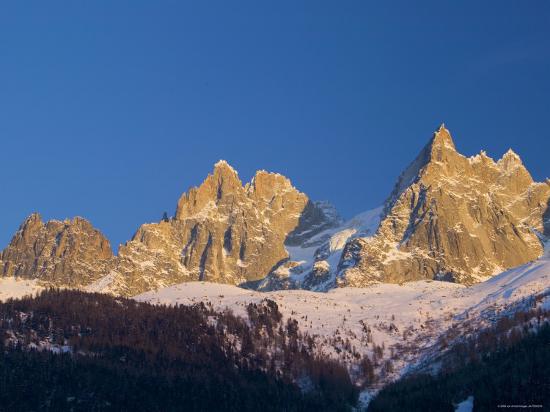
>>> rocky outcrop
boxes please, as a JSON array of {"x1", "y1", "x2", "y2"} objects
[
  {"x1": 98, "y1": 161, "x2": 328, "y2": 296},
  {"x1": 338, "y1": 125, "x2": 550, "y2": 286},
  {"x1": 0, "y1": 214, "x2": 113, "y2": 287}
]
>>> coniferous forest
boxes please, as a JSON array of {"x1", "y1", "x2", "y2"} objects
[
  {"x1": 1, "y1": 290, "x2": 549, "y2": 411},
  {"x1": 0, "y1": 290, "x2": 357, "y2": 412},
  {"x1": 368, "y1": 321, "x2": 550, "y2": 411}
]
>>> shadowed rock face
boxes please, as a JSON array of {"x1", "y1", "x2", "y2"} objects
[
  {"x1": 0, "y1": 214, "x2": 113, "y2": 287},
  {"x1": 338, "y1": 125, "x2": 550, "y2": 286},
  {"x1": 105, "y1": 161, "x2": 321, "y2": 296},
  {"x1": 285, "y1": 201, "x2": 342, "y2": 246}
]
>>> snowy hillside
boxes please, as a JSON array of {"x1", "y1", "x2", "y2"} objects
[
  {"x1": 0, "y1": 277, "x2": 42, "y2": 301},
  {"x1": 137, "y1": 243, "x2": 550, "y2": 390}
]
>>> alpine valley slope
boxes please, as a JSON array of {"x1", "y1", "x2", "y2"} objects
[
  {"x1": 3, "y1": 234, "x2": 549, "y2": 396},
  {"x1": 135, "y1": 241, "x2": 550, "y2": 394}
]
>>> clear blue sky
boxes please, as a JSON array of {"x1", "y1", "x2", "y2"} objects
[{"x1": 1, "y1": 1, "x2": 549, "y2": 250}]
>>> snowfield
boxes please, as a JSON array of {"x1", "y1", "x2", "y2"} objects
[
  {"x1": 0, "y1": 277, "x2": 42, "y2": 301},
  {"x1": 272, "y1": 206, "x2": 383, "y2": 290}
]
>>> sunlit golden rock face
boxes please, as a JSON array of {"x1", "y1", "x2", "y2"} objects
[
  {"x1": 0, "y1": 213, "x2": 114, "y2": 287},
  {"x1": 339, "y1": 125, "x2": 550, "y2": 287},
  {"x1": 107, "y1": 161, "x2": 324, "y2": 296}
]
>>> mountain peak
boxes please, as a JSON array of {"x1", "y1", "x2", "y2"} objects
[
  {"x1": 23, "y1": 212, "x2": 42, "y2": 222},
  {"x1": 431, "y1": 123, "x2": 456, "y2": 151},
  {"x1": 502, "y1": 148, "x2": 521, "y2": 161},
  {"x1": 343, "y1": 125, "x2": 548, "y2": 289},
  {"x1": 17, "y1": 213, "x2": 44, "y2": 234},
  {"x1": 497, "y1": 148, "x2": 524, "y2": 172},
  {"x1": 121, "y1": 161, "x2": 313, "y2": 293},
  {"x1": 504, "y1": 148, "x2": 520, "y2": 158},
  {"x1": 213, "y1": 159, "x2": 239, "y2": 175},
  {"x1": 249, "y1": 169, "x2": 295, "y2": 193},
  {"x1": 382, "y1": 125, "x2": 459, "y2": 215}
]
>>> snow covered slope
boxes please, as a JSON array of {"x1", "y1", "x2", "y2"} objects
[
  {"x1": 258, "y1": 206, "x2": 382, "y2": 291},
  {"x1": 0, "y1": 277, "x2": 42, "y2": 301},
  {"x1": 137, "y1": 243, "x2": 550, "y2": 388}
]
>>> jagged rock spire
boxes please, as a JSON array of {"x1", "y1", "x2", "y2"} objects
[
  {"x1": 340, "y1": 125, "x2": 549, "y2": 288},
  {"x1": 213, "y1": 159, "x2": 239, "y2": 175},
  {"x1": 383, "y1": 124, "x2": 459, "y2": 215},
  {"x1": 111, "y1": 161, "x2": 321, "y2": 295},
  {"x1": 497, "y1": 148, "x2": 523, "y2": 170},
  {"x1": 431, "y1": 123, "x2": 456, "y2": 151}
]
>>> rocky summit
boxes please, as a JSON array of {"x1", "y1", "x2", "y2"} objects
[
  {"x1": 337, "y1": 125, "x2": 550, "y2": 287},
  {"x1": 0, "y1": 213, "x2": 113, "y2": 287},
  {"x1": 93, "y1": 161, "x2": 339, "y2": 296}
]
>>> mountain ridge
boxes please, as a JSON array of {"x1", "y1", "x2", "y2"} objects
[{"x1": 1, "y1": 125, "x2": 548, "y2": 295}]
